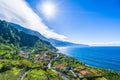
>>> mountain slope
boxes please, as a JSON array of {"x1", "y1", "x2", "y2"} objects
[
  {"x1": 0, "y1": 20, "x2": 55, "y2": 50},
  {"x1": 11, "y1": 23, "x2": 88, "y2": 47},
  {"x1": 49, "y1": 39, "x2": 88, "y2": 47},
  {"x1": 12, "y1": 23, "x2": 48, "y2": 41}
]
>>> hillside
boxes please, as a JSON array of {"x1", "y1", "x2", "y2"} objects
[
  {"x1": 0, "y1": 20, "x2": 55, "y2": 50},
  {"x1": 49, "y1": 39, "x2": 88, "y2": 47}
]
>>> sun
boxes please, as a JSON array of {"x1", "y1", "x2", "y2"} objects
[{"x1": 40, "y1": 1, "x2": 57, "y2": 19}]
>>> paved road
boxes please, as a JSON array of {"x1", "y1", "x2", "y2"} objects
[
  {"x1": 18, "y1": 67, "x2": 30, "y2": 80},
  {"x1": 70, "y1": 70, "x2": 77, "y2": 77},
  {"x1": 61, "y1": 74, "x2": 69, "y2": 80},
  {"x1": 47, "y1": 54, "x2": 69, "y2": 80}
]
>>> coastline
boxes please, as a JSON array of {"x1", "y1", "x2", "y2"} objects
[{"x1": 57, "y1": 46, "x2": 120, "y2": 72}]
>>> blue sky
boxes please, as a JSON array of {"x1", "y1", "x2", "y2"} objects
[
  {"x1": 0, "y1": 0, "x2": 120, "y2": 45},
  {"x1": 27, "y1": 0, "x2": 120, "y2": 44},
  {"x1": 26, "y1": 0, "x2": 120, "y2": 45}
]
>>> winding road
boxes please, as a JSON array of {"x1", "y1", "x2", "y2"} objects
[
  {"x1": 47, "y1": 54, "x2": 69, "y2": 80},
  {"x1": 17, "y1": 67, "x2": 30, "y2": 80},
  {"x1": 70, "y1": 70, "x2": 77, "y2": 77}
]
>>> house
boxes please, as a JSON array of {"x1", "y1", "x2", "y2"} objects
[
  {"x1": 19, "y1": 51, "x2": 29, "y2": 59},
  {"x1": 34, "y1": 54, "x2": 44, "y2": 62},
  {"x1": 74, "y1": 67, "x2": 91, "y2": 77},
  {"x1": 54, "y1": 64, "x2": 66, "y2": 69},
  {"x1": 80, "y1": 69, "x2": 90, "y2": 76}
]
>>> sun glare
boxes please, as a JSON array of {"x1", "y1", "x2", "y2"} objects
[{"x1": 40, "y1": 1, "x2": 57, "y2": 19}]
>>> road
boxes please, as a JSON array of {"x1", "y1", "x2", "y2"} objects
[
  {"x1": 70, "y1": 70, "x2": 77, "y2": 77},
  {"x1": 47, "y1": 53, "x2": 69, "y2": 80},
  {"x1": 18, "y1": 67, "x2": 30, "y2": 80}
]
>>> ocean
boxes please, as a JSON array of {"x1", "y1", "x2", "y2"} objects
[{"x1": 58, "y1": 46, "x2": 120, "y2": 72}]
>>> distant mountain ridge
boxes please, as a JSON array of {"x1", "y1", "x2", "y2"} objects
[
  {"x1": 10, "y1": 23, "x2": 88, "y2": 47},
  {"x1": 48, "y1": 39, "x2": 88, "y2": 47}
]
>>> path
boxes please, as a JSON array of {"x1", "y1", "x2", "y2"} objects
[
  {"x1": 47, "y1": 54, "x2": 69, "y2": 80},
  {"x1": 70, "y1": 70, "x2": 77, "y2": 77},
  {"x1": 17, "y1": 67, "x2": 30, "y2": 80}
]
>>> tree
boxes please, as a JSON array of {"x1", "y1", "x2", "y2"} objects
[{"x1": 20, "y1": 60, "x2": 32, "y2": 68}]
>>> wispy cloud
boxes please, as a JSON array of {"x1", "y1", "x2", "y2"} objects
[{"x1": 0, "y1": 0, "x2": 67, "y2": 40}]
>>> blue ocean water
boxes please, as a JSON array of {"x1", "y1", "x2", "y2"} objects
[{"x1": 63, "y1": 46, "x2": 120, "y2": 72}]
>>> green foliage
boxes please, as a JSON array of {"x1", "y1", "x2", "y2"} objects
[
  {"x1": 4, "y1": 53, "x2": 12, "y2": 59},
  {"x1": 0, "y1": 67, "x2": 21, "y2": 80},
  {"x1": 0, "y1": 43, "x2": 13, "y2": 50},
  {"x1": 101, "y1": 70, "x2": 120, "y2": 80},
  {"x1": 83, "y1": 78, "x2": 87, "y2": 80},
  {"x1": 24, "y1": 69, "x2": 63, "y2": 80},
  {"x1": 0, "y1": 71, "x2": 17, "y2": 80},
  {"x1": 0, "y1": 64, "x2": 3, "y2": 70},
  {"x1": 0, "y1": 20, "x2": 55, "y2": 50},
  {"x1": 20, "y1": 60, "x2": 32, "y2": 68}
]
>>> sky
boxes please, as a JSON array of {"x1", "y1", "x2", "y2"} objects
[
  {"x1": 0, "y1": 0, "x2": 120, "y2": 45},
  {"x1": 0, "y1": 0, "x2": 66, "y2": 40}
]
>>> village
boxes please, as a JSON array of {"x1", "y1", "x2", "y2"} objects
[{"x1": 19, "y1": 50, "x2": 104, "y2": 80}]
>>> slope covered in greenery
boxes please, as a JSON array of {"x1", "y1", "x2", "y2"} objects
[{"x1": 0, "y1": 20, "x2": 55, "y2": 50}]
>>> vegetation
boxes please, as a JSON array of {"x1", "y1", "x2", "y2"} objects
[
  {"x1": 24, "y1": 69, "x2": 62, "y2": 80},
  {"x1": 0, "y1": 43, "x2": 62, "y2": 80},
  {"x1": 0, "y1": 20, "x2": 120, "y2": 80},
  {"x1": 0, "y1": 20, "x2": 56, "y2": 50}
]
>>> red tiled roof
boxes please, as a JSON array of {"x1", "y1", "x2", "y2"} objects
[
  {"x1": 55, "y1": 64, "x2": 65, "y2": 69},
  {"x1": 80, "y1": 70, "x2": 90, "y2": 75}
]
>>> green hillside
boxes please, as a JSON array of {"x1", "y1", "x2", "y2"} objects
[{"x1": 0, "y1": 20, "x2": 55, "y2": 51}]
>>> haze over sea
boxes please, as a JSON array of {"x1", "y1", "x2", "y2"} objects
[{"x1": 58, "y1": 46, "x2": 120, "y2": 72}]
